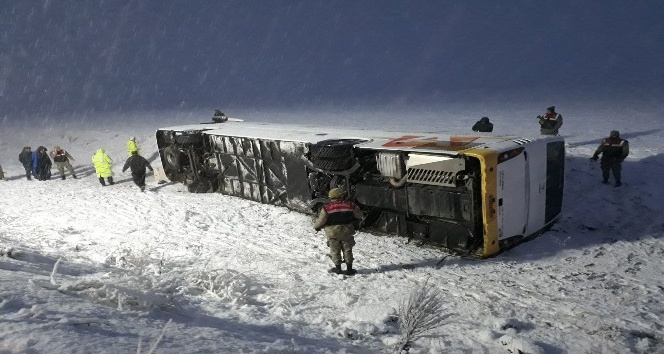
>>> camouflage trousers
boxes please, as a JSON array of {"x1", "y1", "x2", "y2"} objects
[
  {"x1": 328, "y1": 235, "x2": 355, "y2": 266},
  {"x1": 54, "y1": 161, "x2": 76, "y2": 177}
]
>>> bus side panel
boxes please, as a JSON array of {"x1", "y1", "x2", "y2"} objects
[
  {"x1": 497, "y1": 152, "x2": 527, "y2": 240},
  {"x1": 524, "y1": 141, "x2": 549, "y2": 235}
]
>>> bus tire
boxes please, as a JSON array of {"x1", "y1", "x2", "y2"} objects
[
  {"x1": 310, "y1": 156, "x2": 355, "y2": 171},
  {"x1": 309, "y1": 139, "x2": 362, "y2": 159},
  {"x1": 163, "y1": 147, "x2": 182, "y2": 171}
]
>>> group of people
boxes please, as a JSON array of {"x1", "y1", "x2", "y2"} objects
[
  {"x1": 313, "y1": 106, "x2": 630, "y2": 275},
  {"x1": 1, "y1": 137, "x2": 154, "y2": 191},
  {"x1": 471, "y1": 105, "x2": 564, "y2": 135},
  {"x1": 15, "y1": 145, "x2": 74, "y2": 181},
  {"x1": 89, "y1": 137, "x2": 154, "y2": 191},
  {"x1": 471, "y1": 106, "x2": 628, "y2": 186}
]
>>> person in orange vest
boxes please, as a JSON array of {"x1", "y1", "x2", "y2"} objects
[
  {"x1": 313, "y1": 188, "x2": 364, "y2": 275},
  {"x1": 537, "y1": 106, "x2": 563, "y2": 135},
  {"x1": 50, "y1": 146, "x2": 77, "y2": 180},
  {"x1": 590, "y1": 130, "x2": 629, "y2": 187}
]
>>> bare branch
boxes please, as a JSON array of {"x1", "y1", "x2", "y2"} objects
[{"x1": 395, "y1": 279, "x2": 450, "y2": 353}]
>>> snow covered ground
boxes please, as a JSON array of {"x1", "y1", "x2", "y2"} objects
[{"x1": 0, "y1": 104, "x2": 663, "y2": 353}]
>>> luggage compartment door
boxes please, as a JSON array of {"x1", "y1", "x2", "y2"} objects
[{"x1": 497, "y1": 150, "x2": 527, "y2": 240}]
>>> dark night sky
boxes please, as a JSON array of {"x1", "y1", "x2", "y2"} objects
[{"x1": 1, "y1": 1, "x2": 663, "y2": 117}]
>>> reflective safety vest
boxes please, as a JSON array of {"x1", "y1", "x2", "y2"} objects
[
  {"x1": 323, "y1": 200, "x2": 358, "y2": 226},
  {"x1": 53, "y1": 149, "x2": 68, "y2": 162},
  {"x1": 541, "y1": 113, "x2": 561, "y2": 129}
]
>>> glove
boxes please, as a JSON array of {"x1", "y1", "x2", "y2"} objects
[
  {"x1": 536, "y1": 115, "x2": 543, "y2": 119},
  {"x1": 590, "y1": 156, "x2": 598, "y2": 161},
  {"x1": 314, "y1": 227, "x2": 321, "y2": 232}
]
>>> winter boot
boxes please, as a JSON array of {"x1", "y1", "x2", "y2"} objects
[
  {"x1": 614, "y1": 181, "x2": 622, "y2": 187},
  {"x1": 61, "y1": 175, "x2": 66, "y2": 180},
  {"x1": 99, "y1": 177, "x2": 106, "y2": 186},
  {"x1": 108, "y1": 177, "x2": 115, "y2": 185},
  {"x1": 72, "y1": 174, "x2": 78, "y2": 179},
  {"x1": 328, "y1": 264, "x2": 342, "y2": 274},
  {"x1": 345, "y1": 262, "x2": 357, "y2": 276}
]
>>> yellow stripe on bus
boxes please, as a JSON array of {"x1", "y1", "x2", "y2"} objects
[{"x1": 464, "y1": 149, "x2": 500, "y2": 257}]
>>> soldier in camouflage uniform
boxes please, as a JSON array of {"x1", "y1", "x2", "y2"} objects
[
  {"x1": 314, "y1": 188, "x2": 364, "y2": 275},
  {"x1": 591, "y1": 130, "x2": 629, "y2": 187},
  {"x1": 538, "y1": 106, "x2": 563, "y2": 135}
]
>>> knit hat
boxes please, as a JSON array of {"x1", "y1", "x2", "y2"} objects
[
  {"x1": 547, "y1": 106, "x2": 555, "y2": 112},
  {"x1": 610, "y1": 130, "x2": 620, "y2": 138}
]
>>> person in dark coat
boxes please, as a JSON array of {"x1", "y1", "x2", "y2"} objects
[
  {"x1": 122, "y1": 150, "x2": 154, "y2": 191},
  {"x1": 537, "y1": 106, "x2": 563, "y2": 135},
  {"x1": 591, "y1": 130, "x2": 629, "y2": 187},
  {"x1": 32, "y1": 146, "x2": 52, "y2": 181},
  {"x1": 313, "y1": 188, "x2": 364, "y2": 275},
  {"x1": 212, "y1": 109, "x2": 228, "y2": 123},
  {"x1": 472, "y1": 117, "x2": 493, "y2": 132},
  {"x1": 19, "y1": 146, "x2": 33, "y2": 180}
]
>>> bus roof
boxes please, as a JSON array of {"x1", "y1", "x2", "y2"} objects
[{"x1": 158, "y1": 119, "x2": 557, "y2": 155}]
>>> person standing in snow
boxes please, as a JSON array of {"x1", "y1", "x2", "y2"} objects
[
  {"x1": 122, "y1": 150, "x2": 153, "y2": 192},
  {"x1": 537, "y1": 106, "x2": 563, "y2": 135},
  {"x1": 19, "y1": 146, "x2": 33, "y2": 180},
  {"x1": 126, "y1": 137, "x2": 140, "y2": 157},
  {"x1": 313, "y1": 188, "x2": 364, "y2": 275},
  {"x1": 590, "y1": 130, "x2": 629, "y2": 187},
  {"x1": 92, "y1": 148, "x2": 114, "y2": 186},
  {"x1": 32, "y1": 146, "x2": 52, "y2": 181},
  {"x1": 472, "y1": 117, "x2": 494, "y2": 132},
  {"x1": 49, "y1": 146, "x2": 77, "y2": 180}
]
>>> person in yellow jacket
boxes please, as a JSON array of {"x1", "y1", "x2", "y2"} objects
[
  {"x1": 126, "y1": 137, "x2": 140, "y2": 157},
  {"x1": 92, "y1": 148, "x2": 114, "y2": 186}
]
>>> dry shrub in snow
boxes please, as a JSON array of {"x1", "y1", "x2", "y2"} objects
[
  {"x1": 395, "y1": 279, "x2": 450, "y2": 353},
  {"x1": 189, "y1": 269, "x2": 250, "y2": 305}
]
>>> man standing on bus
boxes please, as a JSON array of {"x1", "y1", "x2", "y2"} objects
[
  {"x1": 537, "y1": 106, "x2": 563, "y2": 135},
  {"x1": 590, "y1": 130, "x2": 629, "y2": 187},
  {"x1": 472, "y1": 117, "x2": 494, "y2": 132}
]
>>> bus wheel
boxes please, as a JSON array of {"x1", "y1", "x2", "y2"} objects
[
  {"x1": 309, "y1": 139, "x2": 363, "y2": 159},
  {"x1": 163, "y1": 147, "x2": 182, "y2": 172}
]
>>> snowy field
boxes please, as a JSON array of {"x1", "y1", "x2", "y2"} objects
[{"x1": 0, "y1": 103, "x2": 663, "y2": 353}]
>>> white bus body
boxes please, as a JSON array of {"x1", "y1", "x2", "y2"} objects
[{"x1": 156, "y1": 118, "x2": 565, "y2": 257}]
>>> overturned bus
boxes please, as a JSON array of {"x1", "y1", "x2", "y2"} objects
[{"x1": 155, "y1": 118, "x2": 565, "y2": 258}]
